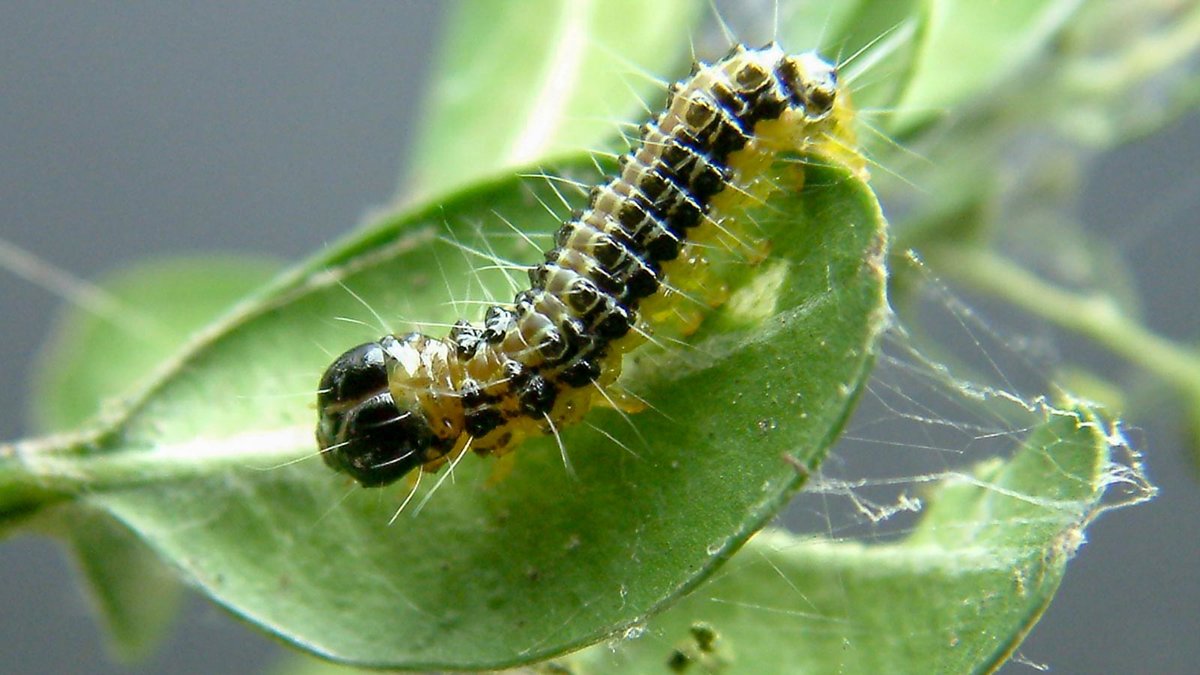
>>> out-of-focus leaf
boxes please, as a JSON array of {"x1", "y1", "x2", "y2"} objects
[
  {"x1": 405, "y1": 0, "x2": 704, "y2": 198},
  {"x1": 890, "y1": 0, "x2": 1085, "y2": 135},
  {"x1": 33, "y1": 256, "x2": 282, "y2": 432}
]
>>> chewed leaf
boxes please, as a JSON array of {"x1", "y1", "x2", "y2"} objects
[
  {"x1": 13, "y1": 155, "x2": 887, "y2": 669},
  {"x1": 561, "y1": 403, "x2": 1125, "y2": 674}
]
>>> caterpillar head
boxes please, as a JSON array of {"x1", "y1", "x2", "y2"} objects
[{"x1": 316, "y1": 335, "x2": 436, "y2": 487}]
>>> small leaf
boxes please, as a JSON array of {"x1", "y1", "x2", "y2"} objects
[
  {"x1": 890, "y1": 0, "x2": 1086, "y2": 134},
  {"x1": 1050, "y1": 0, "x2": 1200, "y2": 145},
  {"x1": 30, "y1": 256, "x2": 280, "y2": 660},
  {"x1": 6, "y1": 156, "x2": 887, "y2": 669},
  {"x1": 561, "y1": 402, "x2": 1123, "y2": 674},
  {"x1": 66, "y1": 512, "x2": 185, "y2": 662},
  {"x1": 406, "y1": 0, "x2": 704, "y2": 198}
]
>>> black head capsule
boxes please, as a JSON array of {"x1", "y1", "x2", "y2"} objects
[{"x1": 315, "y1": 338, "x2": 434, "y2": 487}]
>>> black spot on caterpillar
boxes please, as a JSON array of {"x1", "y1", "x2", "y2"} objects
[{"x1": 316, "y1": 43, "x2": 865, "y2": 487}]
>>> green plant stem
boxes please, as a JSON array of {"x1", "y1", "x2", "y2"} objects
[
  {"x1": 0, "y1": 426, "x2": 312, "y2": 518},
  {"x1": 933, "y1": 246, "x2": 1200, "y2": 400},
  {"x1": 0, "y1": 430, "x2": 98, "y2": 516}
]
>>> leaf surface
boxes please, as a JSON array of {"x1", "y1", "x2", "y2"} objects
[
  {"x1": 9, "y1": 156, "x2": 888, "y2": 669},
  {"x1": 562, "y1": 403, "x2": 1119, "y2": 674}
]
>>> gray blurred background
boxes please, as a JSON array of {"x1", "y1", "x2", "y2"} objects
[{"x1": 1, "y1": 3, "x2": 1196, "y2": 674}]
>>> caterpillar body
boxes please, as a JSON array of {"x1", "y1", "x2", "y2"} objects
[{"x1": 316, "y1": 43, "x2": 864, "y2": 487}]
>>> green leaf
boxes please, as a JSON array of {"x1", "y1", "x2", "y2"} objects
[
  {"x1": 405, "y1": 0, "x2": 704, "y2": 198},
  {"x1": 1, "y1": 155, "x2": 886, "y2": 669},
  {"x1": 1049, "y1": 0, "x2": 1200, "y2": 145},
  {"x1": 33, "y1": 256, "x2": 283, "y2": 432},
  {"x1": 29, "y1": 256, "x2": 280, "y2": 660},
  {"x1": 260, "y1": 402, "x2": 1130, "y2": 675},
  {"x1": 65, "y1": 512, "x2": 185, "y2": 662},
  {"x1": 773, "y1": 0, "x2": 880, "y2": 52},
  {"x1": 809, "y1": 0, "x2": 924, "y2": 117},
  {"x1": 558, "y1": 402, "x2": 1121, "y2": 674},
  {"x1": 889, "y1": 0, "x2": 1086, "y2": 135}
]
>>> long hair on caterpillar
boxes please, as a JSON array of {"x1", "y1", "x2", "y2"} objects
[{"x1": 315, "y1": 40, "x2": 874, "y2": 494}]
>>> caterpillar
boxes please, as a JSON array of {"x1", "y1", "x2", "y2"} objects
[{"x1": 316, "y1": 43, "x2": 865, "y2": 487}]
